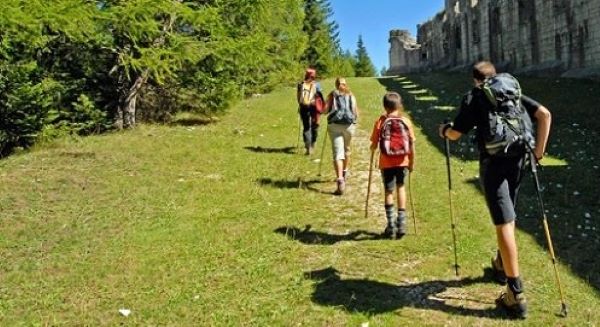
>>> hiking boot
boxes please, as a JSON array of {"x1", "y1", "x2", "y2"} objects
[
  {"x1": 491, "y1": 252, "x2": 507, "y2": 285},
  {"x1": 334, "y1": 178, "x2": 345, "y2": 195},
  {"x1": 496, "y1": 287, "x2": 527, "y2": 319},
  {"x1": 396, "y1": 216, "x2": 407, "y2": 239},
  {"x1": 383, "y1": 225, "x2": 396, "y2": 239}
]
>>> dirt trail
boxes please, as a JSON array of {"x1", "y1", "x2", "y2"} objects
[{"x1": 309, "y1": 125, "x2": 386, "y2": 226}]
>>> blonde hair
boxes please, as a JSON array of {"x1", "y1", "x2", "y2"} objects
[{"x1": 335, "y1": 77, "x2": 351, "y2": 94}]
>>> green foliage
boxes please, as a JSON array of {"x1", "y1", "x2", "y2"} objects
[
  {"x1": 0, "y1": 62, "x2": 61, "y2": 156},
  {"x1": 354, "y1": 35, "x2": 376, "y2": 77},
  {"x1": 0, "y1": 0, "x2": 308, "y2": 155},
  {"x1": 301, "y1": 0, "x2": 341, "y2": 77},
  {"x1": 380, "y1": 66, "x2": 388, "y2": 77},
  {"x1": 46, "y1": 94, "x2": 112, "y2": 135},
  {"x1": 332, "y1": 50, "x2": 356, "y2": 78}
]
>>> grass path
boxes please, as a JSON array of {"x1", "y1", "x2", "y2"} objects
[{"x1": 0, "y1": 76, "x2": 599, "y2": 326}]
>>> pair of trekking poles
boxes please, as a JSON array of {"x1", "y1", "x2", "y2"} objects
[
  {"x1": 364, "y1": 148, "x2": 418, "y2": 235},
  {"x1": 442, "y1": 128, "x2": 568, "y2": 317}
]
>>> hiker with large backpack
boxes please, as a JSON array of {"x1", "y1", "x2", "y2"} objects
[
  {"x1": 439, "y1": 61, "x2": 552, "y2": 319},
  {"x1": 369, "y1": 92, "x2": 415, "y2": 239},
  {"x1": 296, "y1": 68, "x2": 324, "y2": 155},
  {"x1": 323, "y1": 77, "x2": 359, "y2": 195}
]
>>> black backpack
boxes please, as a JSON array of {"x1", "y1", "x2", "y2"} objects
[
  {"x1": 328, "y1": 91, "x2": 355, "y2": 124},
  {"x1": 481, "y1": 73, "x2": 534, "y2": 157}
]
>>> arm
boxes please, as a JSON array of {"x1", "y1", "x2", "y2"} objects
[
  {"x1": 352, "y1": 95, "x2": 359, "y2": 122},
  {"x1": 370, "y1": 119, "x2": 381, "y2": 151},
  {"x1": 438, "y1": 91, "x2": 475, "y2": 141},
  {"x1": 296, "y1": 83, "x2": 302, "y2": 105},
  {"x1": 408, "y1": 119, "x2": 416, "y2": 171},
  {"x1": 438, "y1": 124, "x2": 463, "y2": 141},
  {"x1": 323, "y1": 93, "x2": 333, "y2": 114},
  {"x1": 533, "y1": 105, "x2": 551, "y2": 160},
  {"x1": 408, "y1": 139, "x2": 415, "y2": 171}
]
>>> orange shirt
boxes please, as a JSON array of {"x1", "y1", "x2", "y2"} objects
[{"x1": 370, "y1": 114, "x2": 416, "y2": 169}]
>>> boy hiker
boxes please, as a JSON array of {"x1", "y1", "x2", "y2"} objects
[
  {"x1": 439, "y1": 61, "x2": 551, "y2": 319},
  {"x1": 324, "y1": 77, "x2": 359, "y2": 195},
  {"x1": 370, "y1": 92, "x2": 415, "y2": 239},
  {"x1": 296, "y1": 68, "x2": 324, "y2": 155}
]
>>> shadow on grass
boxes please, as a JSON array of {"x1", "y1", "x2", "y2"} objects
[
  {"x1": 378, "y1": 74, "x2": 600, "y2": 294},
  {"x1": 170, "y1": 117, "x2": 216, "y2": 126},
  {"x1": 274, "y1": 225, "x2": 383, "y2": 245},
  {"x1": 258, "y1": 177, "x2": 336, "y2": 195},
  {"x1": 244, "y1": 146, "x2": 296, "y2": 154},
  {"x1": 304, "y1": 266, "x2": 506, "y2": 318}
]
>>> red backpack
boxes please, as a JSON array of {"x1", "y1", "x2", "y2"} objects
[{"x1": 379, "y1": 116, "x2": 412, "y2": 156}]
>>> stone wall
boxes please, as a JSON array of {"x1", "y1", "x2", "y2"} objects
[
  {"x1": 388, "y1": 0, "x2": 600, "y2": 77},
  {"x1": 387, "y1": 30, "x2": 423, "y2": 74}
]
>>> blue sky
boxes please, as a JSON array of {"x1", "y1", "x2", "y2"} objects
[{"x1": 329, "y1": 0, "x2": 445, "y2": 72}]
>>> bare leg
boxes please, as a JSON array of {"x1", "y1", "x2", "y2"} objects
[
  {"x1": 385, "y1": 191, "x2": 394, "y2": 206},
  {"x1": 496, "y1": 221, "x2": 519, "y2": 278},
  {"x1": 343, "y1": 154, "x2": 350, "y2": 172},
  {"x1": 333, "y1": 160, "x2": 344, "y2": 180},
  {"x1": 396, "y1": 184, "x2": 407, "y2": 210}
]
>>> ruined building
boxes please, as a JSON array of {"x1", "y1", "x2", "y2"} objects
[{"x1": 388, "y1": 0, "x2": 600, "y2": 78}]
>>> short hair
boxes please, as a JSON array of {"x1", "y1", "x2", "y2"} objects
[
  {"x1": 472, "y1": 61, "x2": 496, "y2": 81},
  {"x1": 383, "y1": 92, "x2": 402, "y2": 110}
]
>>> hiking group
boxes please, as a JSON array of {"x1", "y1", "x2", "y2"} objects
[{"x1": 296, "y1": 61, "x2": 554, "y2": 319}]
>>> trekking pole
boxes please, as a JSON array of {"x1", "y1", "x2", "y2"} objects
[
  {"x1": 443, "y1": 120, "x2": 460, "y2": 276},
  {"x1": 364, "y1": 149, "x2": 375, "y2": 219},
  {"x1": 317, "y1": 124, "x2": 329, "y2": 177},
  {"x1": 296, "y1": 113, "x2": 302, "y2": 154},
  {"x1": 408, "y1": 171, "x2": 417, "y2": 235},
  {"x1": 529, "y1": 151, "x2": 568, "y2": 317}
]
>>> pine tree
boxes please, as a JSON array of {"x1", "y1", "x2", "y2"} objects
[
  {"x1": 0, "y1": 0, "x2": 308, "y2": 154},
  {"x1": 380, "y1": 66, "x2": 388, "y2": 77},
  {"x1": 301, "y1": 0, "x2": 339, "y2": 77},
  {"x1": 354, "y1": 35, "x2": 376, "y2": 77}
]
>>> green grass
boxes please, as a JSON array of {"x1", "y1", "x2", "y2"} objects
[{"x1": 0, "y1": 75, "x2": 599, "y2": 326}]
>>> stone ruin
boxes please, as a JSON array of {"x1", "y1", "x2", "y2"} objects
[{"x1": 387, "y1": 0, "x2": 600, "y2": 78}]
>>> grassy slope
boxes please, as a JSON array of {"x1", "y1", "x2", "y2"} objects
[{"x1": 0, "y1": 75, "x2": 598, "y2": 326}]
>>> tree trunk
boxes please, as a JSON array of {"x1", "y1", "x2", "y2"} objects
[{"x1": 115, "y1": 71, "x2": 148, "y2": 129}]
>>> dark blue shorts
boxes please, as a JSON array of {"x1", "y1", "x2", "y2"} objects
[
  {"x1": 479, "y1": 156, "x2": 526, "y2": 225},
  {"x1": 381, "y1": 167, "x2": 408, "y2": 193}
]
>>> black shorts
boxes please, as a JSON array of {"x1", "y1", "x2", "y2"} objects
[
  {"x1": 479, "y1": 156, "x2": 526, "y2": 225},
  {"x1": 381, "y1": 167, "x2": 408, "y2": 193}
]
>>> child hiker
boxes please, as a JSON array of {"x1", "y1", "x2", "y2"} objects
[
  {"x1": 370, "y1": 92, "x2": 415, "y2": 239},
  {"x1": 324, "y1": 77, "x2": 358, "y2": 195}
]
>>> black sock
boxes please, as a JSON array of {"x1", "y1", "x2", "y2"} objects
[{"x1": 507, "y1": 276, "x2": 524, "y2": 294}]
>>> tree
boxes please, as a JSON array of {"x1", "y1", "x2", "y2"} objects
[
  {"x1": 0, "y1": 0, "x2": 308, "y2": 155},
  {"x1": 354, "y1": 35, "x2": 376, "y2": 77},
  {"x1": 380, "y1": 66, "x2": 388, "y2": 77},
  {"x1": 301, "y1": 0, "x2": 339, "y2": 77}
]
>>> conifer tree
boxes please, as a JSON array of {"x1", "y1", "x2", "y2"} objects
[
  {"x1": 301, "y1": 0, "x2": 339, "y2": 77},
  {"x1": 354, "y1": 35, "x2": 376, "y2": 77}
]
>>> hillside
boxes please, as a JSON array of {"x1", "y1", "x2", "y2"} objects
[{"x1": 0, "y1": 75, "x2": 599, "y2": 326}]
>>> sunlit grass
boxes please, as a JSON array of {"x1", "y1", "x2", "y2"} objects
[
  {"x1": 415, "y1": 96, "x2": 439, "y2": 102},
  {"x1": 1, "y1": 76, "x2": 598, "y2": 326}
]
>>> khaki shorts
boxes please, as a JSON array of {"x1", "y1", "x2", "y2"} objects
[{"x1": 327, "y1": 123, "x2": 355, "y2": 161}]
